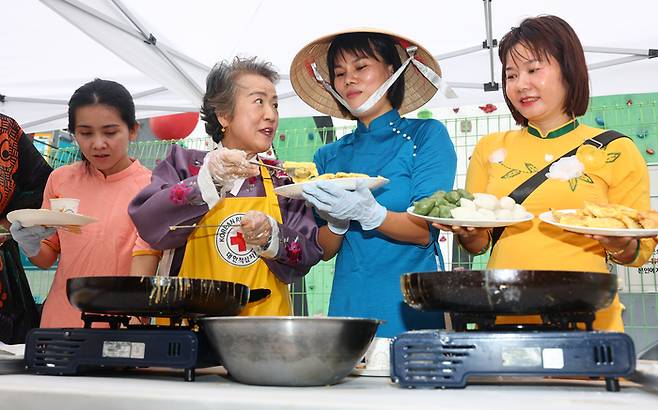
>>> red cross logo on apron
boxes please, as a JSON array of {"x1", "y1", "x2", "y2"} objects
[
  {"x1": 214, "y1": 213, "x2": 259, "y2": 267},
  {"x1": 229, "y1": 231, "x2": 247, "y2": 252}
]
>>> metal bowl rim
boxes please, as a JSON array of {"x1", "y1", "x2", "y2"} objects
[{"x1": 200, "y1": 316, "x2": 383, "y2": 324}]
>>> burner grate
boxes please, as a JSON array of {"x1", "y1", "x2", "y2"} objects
[{"x1": 450, "y1": 311, "x2": 596, "y2": 332}]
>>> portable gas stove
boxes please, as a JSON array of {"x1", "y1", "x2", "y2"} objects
[
  {"x1": 23, "y1": 276, "x2": 271, "y2": 381},
  {"x1": 393, "y1": 270, "x2": 637, "y2": 391},
  {"x1": 24, "y1": 313, "x2": 219, "y2": 381},
  {"x1": 390, "y1": 312, "x2": 635, "y2": 391}
]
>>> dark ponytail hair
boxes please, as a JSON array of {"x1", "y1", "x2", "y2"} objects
[
  {"x1": 68, "y1": 78, "x2": 137, "y2": 132},
  {"x1": 201, "y1": 56, "x2": 278, "y2": 143}
]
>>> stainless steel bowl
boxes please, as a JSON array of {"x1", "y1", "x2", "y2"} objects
[{"x1": 200, "y1": 316, "x2": 381, "y2": 386}]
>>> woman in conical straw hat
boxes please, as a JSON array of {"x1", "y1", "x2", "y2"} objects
[{"x1": 291, "y1": 29, "x2": 457, "y2": 337}]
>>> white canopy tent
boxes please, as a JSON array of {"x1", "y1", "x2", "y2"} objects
[{"x1": 1, "y1": 0, "x2": 657, "y2": 133}]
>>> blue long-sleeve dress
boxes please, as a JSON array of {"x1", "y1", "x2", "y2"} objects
[{"x1": 314, "y1": 109, "x2": 457, "y2": 337}]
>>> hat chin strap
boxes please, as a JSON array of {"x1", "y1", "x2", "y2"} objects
[{"x1": 310, "y1": 46, "x2": 456, "y2": 118}]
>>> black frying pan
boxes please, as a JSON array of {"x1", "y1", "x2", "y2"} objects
[
  {"x1": 67, "y1": 276, "x2": 271, "y2": 318},
  {"x1": 401, "y1": 270, "x2": 617, "y2": 314}
]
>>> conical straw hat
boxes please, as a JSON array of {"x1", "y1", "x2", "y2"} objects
[{"x1": 290, "y1": 28, "x2": 442, "y2": 119}]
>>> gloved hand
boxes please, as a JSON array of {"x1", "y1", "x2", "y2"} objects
[
  {"x1": 9, "y1": 221, "x2": 56, "y2": 257},
  {"x1": 240, "y1": 210, "x2": 276, "y2": 249},
  {"x1": 302, "y1": 180, "x2": 387, "y2": 231},
  {"x1": 205, "y1": 148, "x2": 259, "y2": 187},
  {"x1": 313, "y1": 208, "x2": 350, "y2": 235}
]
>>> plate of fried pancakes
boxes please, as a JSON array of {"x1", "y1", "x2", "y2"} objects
[
  {"x1": 539, "y1": 202, "x2": 658, "y2": 237},
  {"x1": 274, "y1": 173, "x2": 389, "y2": 200}
]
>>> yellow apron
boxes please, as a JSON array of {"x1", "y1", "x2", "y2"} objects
[{"x1": 179, "y1": 165, "x2": 291, "y2": 316}]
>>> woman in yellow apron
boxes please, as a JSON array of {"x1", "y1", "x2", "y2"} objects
[{"x1": 129, "y1": 57, "x2": 323, "y2": 316}]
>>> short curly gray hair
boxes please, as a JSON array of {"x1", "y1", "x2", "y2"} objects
[{"x1": 201, "y1": 56, "x2": 279, "y2": 143}]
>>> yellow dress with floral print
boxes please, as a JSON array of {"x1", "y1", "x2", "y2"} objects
[{"x1": 466, "y1": 120, "x2": 656, "y2": 331}]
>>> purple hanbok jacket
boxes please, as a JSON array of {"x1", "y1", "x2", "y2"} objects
[{"x1": 128, "y1": 145, "x2": 323, "y2": 284}]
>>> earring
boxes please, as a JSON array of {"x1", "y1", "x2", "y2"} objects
[{"x1": 221, "y1": 126, "x2": 226, "y2": 133}]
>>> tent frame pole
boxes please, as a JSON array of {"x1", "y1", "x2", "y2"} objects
[
  {"x1": 482, "y1": 0, "x2": 498, "y2": 91},
  {"x1": 45, "y1": 0, "x2": 205, "y2": 98}
]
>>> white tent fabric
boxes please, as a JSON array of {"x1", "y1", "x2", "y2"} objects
[{"x1": 2, "y1": 0, "x2": 657, "y2": 133}]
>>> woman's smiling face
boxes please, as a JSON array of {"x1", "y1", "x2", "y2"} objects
[
  {"x1": 504, "y1": 43, "x2": 570, "y2": 130},
  {"x1": 217, "y1": 73, "x2": 279, "y2": 155},
  {"x1": 332, "y1": 49, "x2": 393, "y2": 125}
]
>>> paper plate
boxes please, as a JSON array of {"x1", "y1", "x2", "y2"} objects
[
  {"x1": 274, "y1": 177, "x2": 389, "y2": 200},
  {"x1": 407, "y1": 206, "x2": 534, "y2": 228},
  {"x1": 7, "y1": 209, "x2": 98, "y2": 227},
  {"x1": 539, "y1": 210, "x2": 658, "y2": 237}
]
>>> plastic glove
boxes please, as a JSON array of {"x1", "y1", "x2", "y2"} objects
[
  {"x1": 9, "y1": 221, "x2": 56, "y2": 257},
  {"x1": 302, "y1": 180, "x2": 387, "y2": 231},
  {"x1": 240, "y1": 210, "x2": 276, "y2": 249},
  {"x1": 205, "y1": 148, "x2": 259, "y2": 187}
]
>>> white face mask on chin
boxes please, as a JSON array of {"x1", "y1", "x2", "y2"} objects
[{"x1": 310, "y1": 46, "x2": 456, "y2": 117}]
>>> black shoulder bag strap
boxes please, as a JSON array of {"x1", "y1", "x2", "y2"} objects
[{"x1": 490, "y1": 130, "x2": 629, "y2": 249}]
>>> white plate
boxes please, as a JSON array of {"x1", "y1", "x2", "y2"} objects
[
  {"x1": 7, "y1": 209, "x2": 98, "y2": 227},
  {"x1": 406, "y1": 206, "x2": 534, "y2": 228},
  {"x1": 274, "y1": 177, "x2": 389, "y2": 200},
  {"x1": 350, "y1": 337, "x2": 391, "y2": 377},
  {"x1": 0, "y1": 343, "x2": 24, "y2": 375},
  {"x1": 539, "y1": 210, "x2": 658, "y2": 237}
]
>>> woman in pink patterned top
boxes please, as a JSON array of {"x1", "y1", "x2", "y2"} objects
[{"x1": 10, "y1": 79, "x2": 160, "y2": 328}]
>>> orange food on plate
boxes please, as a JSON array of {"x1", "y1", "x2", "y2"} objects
[
  {"x1": 553, "y1": 202, "x2": 658, "y2": 230},
  {"x1": 283, "y1": 161, "x2": 318, "y2": 183}
]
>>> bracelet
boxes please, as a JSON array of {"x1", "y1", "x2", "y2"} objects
[
  {"x1": 606, "y1": 247, "x2": 627, "y2": 257},
  {"x1": 606, "y1": 239, "x2": 639, "y2": 263},
  {"x1": 259, "y1": 229, "x2": 273, "y2": 251},
  {"x1": 606, "y1": 239, "x2": 633, "y2": 257}
]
